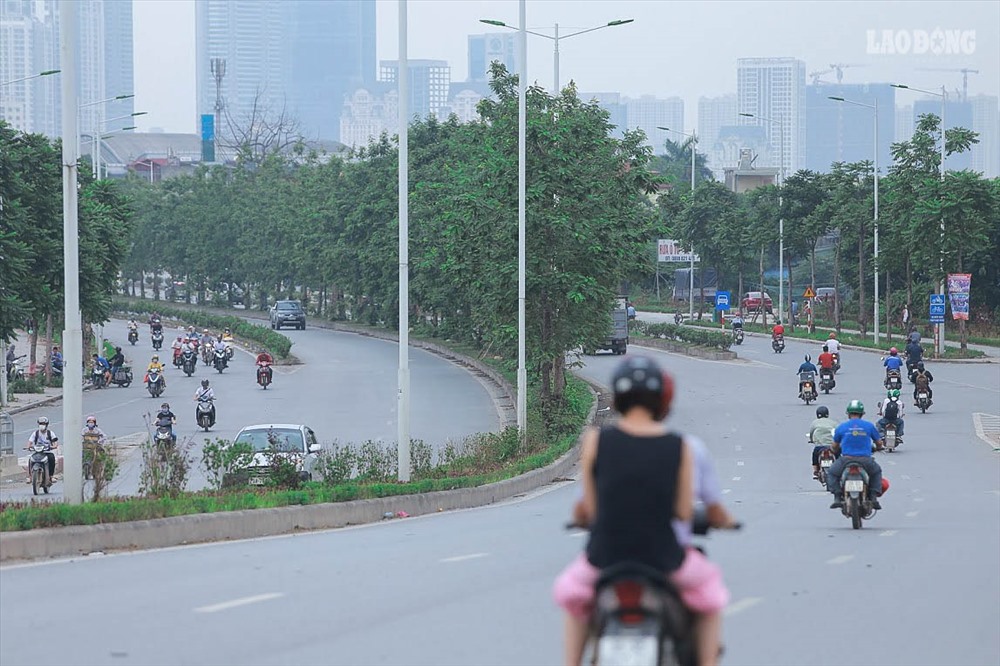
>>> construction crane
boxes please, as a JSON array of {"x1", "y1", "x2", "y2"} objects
[
  {"x1": 829, "y1": 63, "x2": 866, "y2": 84},
  {"x1": 809, "y1": 68, "x2": 834, "y2": 85},
  {"x1": 916, "y1": 67, "x2": 980, "y2": 101}
]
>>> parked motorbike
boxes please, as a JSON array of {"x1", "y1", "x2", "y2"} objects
[
  {"x1": 213, "y1": 348, "x2": 228, "y2": 373},
  {"x1": 915, "y1": 389, "x2": 933, "y2": 413},
  {"x1": 798, "y1": 371, "x2": 817, "y2": 405},
  {"x1": 128, "y1": 328, "x2": 139, "y2": 346},
  {"x1": 817, "y1": 447, "x2": 836, "y2": 490},
  {"x1": 110, "y1": 365, "x2": 133, "y2": 388},
  {"x1": 6, "y1": 354, "x2": 26, "y2": 383},
  {"x1": 884, "y1": 369, "x2": 902, "y2": 391},
  {"x1": 733, "y1": 329, "x2": 744, "y2": 346},
  {"x1": 196, "y1": 397, "x2": 215, "y2": 431},
  {"x1": 839, "y1": 463, "x2": 878, "y2": 529},
  {"x1": 572, "y1": 513, "x2": 740, "y2": 666},
  {"x1": 146, "y1": 369, "x2": 164, "y2": 398},
  {"x1": 28, "y1": 441, "x2": 55, "y2": 496},
  {"x1": 91, "y1": 364, "x2": 108, "y2": 389},
  {"x1": 257, "y1": 362, "x2": 273, "y2": 390},
  {"x1": 772, "y1": 335, "x2": 785, "y2": 353},
  {"x1": 819, "y1": 367, "x2": 835, "y2": 394},
  {"x1": 181, "y1": 350, "x2": 197, "y2": 377},
  {"x1": 151, "y1": 330, "x2": 164, "y2": 350}
]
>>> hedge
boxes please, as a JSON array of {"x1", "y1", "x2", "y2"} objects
[
  {"x1": 112, "y1": 297, "x2": 292, "y2": 359},
  {"x1": 632, "y1": 320, "x2": 733, "y2": 351}
]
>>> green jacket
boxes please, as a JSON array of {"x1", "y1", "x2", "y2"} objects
[{"x1": 809, "y1": 417, "x2": 838, "y2": 447}]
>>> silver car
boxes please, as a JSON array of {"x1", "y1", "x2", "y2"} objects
[{"x1": 232, "y1": 423, "x2": 322, "y2": 484}]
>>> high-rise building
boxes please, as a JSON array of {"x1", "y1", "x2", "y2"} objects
[
  {"x1": 102, "y1": 0, "x2": 134, "y2": 132},
  {"x1": 583, "y1": 92, "x2": 628, "y2": 139},
  {"x1": 697, "y1": 94, "x2": 737, "y2": 179},
  {"x1": 969, "y1": 94, "x2": 999, "y2": 178},
  {"x1": 737, "y1": 57, "x2": 806, "y2": 175},
  {"x1": 804, "y1": 83, "x2": 895, "y2": 173},
  {"x1": 468, "y1": 32, "x2": 517, "y2": 82},
  {"x1": 196, "y1": 0, "x2": 375, "y2": 143},
  {"x1": 379, "y1": 60, "x2": 450, "y2": 121},
  {"x1": 0, "y1": 0, "x2": 35, "y2": 132},
  {"x1": 914, "y1": 98, "x2": 973, "y2": 170},
  {"x1": 624, "y1": 95, "x2": 684, "y2": 150},
  {"x1": 895, "y1": 104, "x2": 914, "y2": 143}
]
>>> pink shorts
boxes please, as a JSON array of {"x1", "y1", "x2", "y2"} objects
[{"x1": 553, "y1": 549, "x2": 729, "y2": 619}]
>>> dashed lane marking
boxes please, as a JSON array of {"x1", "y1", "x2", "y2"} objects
[
  {"x1": 440, "y1": 553, "x2": 489, "y2": 563},
  {"x1": 194, "y1": 592, "x2": 283, "y2": 614},
  {"x1": 724, "y1": 597, "x2": 763, "y2": 617},
  {"x1": 732, "y1": 476, "x2": 742, "y2": 481},
  {"x1": 973, "y1": 413, "x2": 1000, "y2": 450},
  {"x1": 736, "y1": 461, "x2": 745, "y2": 467},
  {"x1": 826, "y1": 555, "x2": 855, "y2": 565},
  {"x1": 905, "y1": 511, "x2": 919, "y2": 518},
  {"x1": 879, "y1": 530, "x2": 898, "y2": 537}
]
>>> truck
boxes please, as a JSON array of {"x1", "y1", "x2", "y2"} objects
[{"x1": 586, "y1": 296, "x2": 629, "y2": 355}]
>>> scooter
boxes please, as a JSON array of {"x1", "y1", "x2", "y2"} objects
[
  {"x1": 196, "y1": 397, "x2": 215, "y2": 431},
  {"x1": 816, "y1": 447, "x2": 836, "y2": 490},
  {"x1": 82, "y1": 432, "x2": 106, "y2": 480},
  {"x1": 151, "y1": 330, "x2": 163, "y2": 350},
  {"x1": 915, "y1": 389, "x2": 932, "y2": 413},
  {"x1": 733, "y1": 328, "x2": 744, "y2": 345},
  {"x1": 819, "y1": 367, "x2": 835, "y2": 393},
  {"x1": 884, "y1": 369, "x2": 902, "y2": 391},
  {"x1": 881, "y1": 422, "x2": 900, "y2": 452},
  {"x1": 110, "y1": 365, "x2": 133, "y2": 388},
  {"x1": 831, "y1": 352, "x2": 841, "y2": 373},
  {"x1": 28, "y1": 441, "x2": 55, "y2": 496},
  {"x1": 181, "y1": 350, "x2": 198, "y2": 377},
  {"x1": 128, "y1": 327, "x2": 139, "y2": 345},
  {"x1": 213, "y1": 348, "x2": 228, "y2": 373},
  {"x1": 91, "y1": 364, "x2": 109, "y2": 389},
  {"x1": 146, "y1": 369, "x2": 164, "y2": 398},
  {"x1": 839, "y1": 463, "x2": 878, "y2": 530},
  {"x1": 257, "y1": 362, "x2": 273, "y2": 390},
  {"x1": 772, "y1": 335, "x2": 785, "y2": 353},
  {"x1": 798, "y1": 371, "x2": 817, "y2": 405}
]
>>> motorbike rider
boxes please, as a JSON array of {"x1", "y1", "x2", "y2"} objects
[
  {"x1": 50, "y1": 345, "x2": 63, "y2": 375},
  {"x1": 797, "y1": 354, "x2": 818, "y2": 397},
  {"x1": 25, "y1": 416, "x2": 59, "y2": 481},
  {"x1": 828, "y1": 400, "x2": 884, "y2": 510},
  {"x1": 818, "y1": 345, "x2": 835, "y2": 374},
  {"x1": 912, "y1": 362, "x2": 934, "y2": 404},
  {"x1": 876, "y1": 389, "x2": 905, "y2": 443},
  {"x1": 145, "y1": 354, "x2": 166, "y2": 388},
  {"x1": 904, "y1": 338, "x2": 923, "y2": 380},
  {"x1": 825, "y1": 332, "x2": 841, "y2": 355},
  {"x1": 883, "y1": 347, "x2": 904, "y2": 385},
  {"x1": 771, "y1": 320, "x2": 785, "y2": 339},
  {"x1": 5, "y1": 343, "x2": 16, "y2": 372},
  {"x1": 809, "y1": 405, "x2": 838, "y2": 479},
  {"x1": 730, "y1": 313, "x2": 744, "y2": 332},
  {"x1": 171, "y1": 335, "x2": 185, "y2": 365},
  {"x1": 108, "y1": 346, "x2": 126, "y2": 377},
  {"x1": 128, "y1": 317, "x2": 139, "y2": 332},
  {"x1": 194, "y1": 379, "x2": 216, "y2": 425},
  {"x1": 907, "y1": 327, "x2": 921, "y2": 345},
  {"x1": 255, "y1": 351, "x2": 274, "y2": 382},
  {"x1": 81, "y1": 414, "x2": 108, "y2": 460},
  {"x1": 553, "y1": 356, "x2": 728, "y2": 666},
  {"x1": 155, "y1": 402, "x2": 177, "y2": 445},
  {"x1": 91, "y1": 352, "x2": 111, "y2": 383}
]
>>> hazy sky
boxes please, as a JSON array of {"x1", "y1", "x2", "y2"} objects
[{"x1": 132, "y1": 0, "x2": 1000, "y2": 133}]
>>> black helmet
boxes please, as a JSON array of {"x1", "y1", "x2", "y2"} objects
[
  {"x1": 917, "y1": 361, "x2": 925, "y2": 370},
  {"x1": 161, "y1": 402, "x2": 170, "y2": 410},
  {"x1": 115, "y1": 346, "x2": 122, "y2": 353},
  {"x1": 201, "y1": 379, "x2": 210, "y2": 388},
  {"x1": 816, "y1": 405, "x2": 829, "y2": 418},
  {"x1": 804, "y1": 354, "x2": 812, "y2": 363},
  {"x1": 611, "y1": 356, "x2": 674, "y2": 420}
]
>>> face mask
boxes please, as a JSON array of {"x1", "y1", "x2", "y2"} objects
[
  {"x1": 87, "y1": 423, "x2": 96, "y2": 428},
  {"x1": 38, "y1": 425, "x2": 48, "y2": 431}
]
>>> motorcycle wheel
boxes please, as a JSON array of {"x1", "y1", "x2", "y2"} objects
[
  {"x1": 83, "y1": 461, "x2": 92, "y2": 480},
  {"x1": 849, "y1": 498, "x2": 862, "y2": 529},
  {"x1": 32, "y1": 468, "x2": 41, "y2": 496}
]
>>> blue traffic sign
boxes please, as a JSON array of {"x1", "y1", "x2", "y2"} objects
[
  {"x1": 930, "y1": 314, "x2": 945, "y2": 324},
  {"x1": 715, "y1": 291, "x2": 731, "y2": 311},
  {"x1": 930, "y1": 294, "x2": 946, "y2": 306},
  {"x1": 929, "y1": 293, "x2": 946, "y2": 322}
]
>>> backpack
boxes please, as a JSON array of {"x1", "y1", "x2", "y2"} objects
[
  {"x1": 915, "y1": 373, "x2": 930, "y2": 389},
  {"x1": 884, "y1": 400, "x2": 899, "y2": 421}
]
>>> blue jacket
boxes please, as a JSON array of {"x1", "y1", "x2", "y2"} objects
[
  {"x1": 797, "y1": 362, "x2": 817, "y2": 374},
  {"x1": 884, "y1": 356, "x2": 903, "y2": 371}
]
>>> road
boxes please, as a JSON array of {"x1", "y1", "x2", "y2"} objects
[
  {"x1": 1, "y1": 319, "x2": 500, "y2": 500},
  {"x1": 1, "y1": 332, "x2": 998, "y2": 665}
]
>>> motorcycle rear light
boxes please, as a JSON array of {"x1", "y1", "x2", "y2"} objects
[{"x1": 614, "y1": 581, "x2": 643, "y2": 610}]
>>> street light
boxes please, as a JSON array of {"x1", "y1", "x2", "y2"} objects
[
  {"x1": 657, "y1": 126, "x2": 698, "y2": 320},
  {"x1": 892, "y1": 83, "x2": 947, "y2": 356},
  {"x1": 78, "y1": 93, "x2": 135, "y2": 170},
  {"x1": 740, "y1": 112, "x2": 786, "y2": 325},
  {"x1": 92, "y1": 112, "x2": 145, "y2": 178},
  {"x1": 0, "y1": 69, "x2": 60, "y2": 87},
  {"x1": 479, "y1": 17, "x2": 633, "y2": 94},
  {"x1": 829, "y1": 95, "x2": 880, "y2": 344}
]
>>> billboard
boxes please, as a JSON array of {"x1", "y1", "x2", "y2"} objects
[{"x1": 657, "y1": 239, "x2": 700, "y2": 263}]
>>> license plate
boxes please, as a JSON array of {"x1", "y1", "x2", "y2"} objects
[
  {"x1": 845, "y1": 479, "x2": 864, "y2": 492},
  {"x1": 249, "y1": 476, "x2": 265, "y2": 486},
  {"x1": 821, "y1": 460, "x2": 833, "y2": 468},
  {"x1": 919, "y1": 393, "x2": 927, "y2": 399},
  {"x1": 596, "y1": 636, "x2": 658, "y2": 666}
]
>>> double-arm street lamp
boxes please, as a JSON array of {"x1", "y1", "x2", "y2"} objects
[
  {"x1": 657, "y1": 126, "x2": 699, "y2": 320},
  {"x1": 0, "y1": 68, "x2": 59, "y2": 87},
  {"x1": 829, "y1": 95, "x2": 880, "y2": 344},
  {"x1": 479, "y1": 17, "x2": 633, "y2": 94},
  {"x1": 892, "y1": 83, "x2": 947, "y2": 356},
  {"x1": 78, "y1": 93, "x2": 134, "y2": 164},
  {"x1": 90, "y1": 112, "x2": 145, "y2": 177},
  {"x1": 740, "y1": 112, "x2": 786, "y2": 324}
]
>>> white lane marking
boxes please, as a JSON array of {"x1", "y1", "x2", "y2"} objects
[
  {"x1": 194, "y1": 592, "x2": 283, "y2": 614},
  {"x1": 905, "y1": 511, "x2": 920, "y2": 518},
  {"x1": 736, "y1": 461, "x2": 745, "y2": 467},
  {"x1": 912, "y1": 497, "x2": 925, "y2": 503},
  {"x1": 722, "y1": 489, "x2": 732, "y2": 495},
  {"x1": 826, "y1": 555, "x2": 854, "y2": 565},
  {"x1": 734, "y1": 445, "x2": 743, "y2": 452},
  {"x1": 724, "y1": 597, "x2": 763, "y2": 617},
  {"x1": 972, "y1": 413, "x2": 1000, "y2": 450},
  {"x1": 732, "y1": 476, "x2": 742, "y2": 481},
  {"x1": 440, "y1": 552, "x2": 489, "y2": 563},
  {"x1": 879, "y1": 530, "x2": 898, "y2": 537},
  {"x1": 901, "y1": 475, "x2": 911, "y2": 480}
]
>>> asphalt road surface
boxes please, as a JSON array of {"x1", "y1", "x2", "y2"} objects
[
  {"x1": 1, "y1": 319, "x2": 500, "y2": 500},
  {"x1": 1, "y1": 332, "x2": 997, "y2": 665}
]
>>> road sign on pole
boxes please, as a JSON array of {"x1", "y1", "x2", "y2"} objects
[
  {"x1": 803, "y1": 286, "x2": 816, "y2": 299},
  {"x1": 929, "y1": 294, "x2": 945, "y2": 323},
  {"x1": 715, "y1": 291, "x2": 731, "y2": 311}
]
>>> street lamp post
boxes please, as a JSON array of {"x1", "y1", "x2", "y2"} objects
[
  {"x1": 740, "y1": 112, "x2": 785, "y2": 325},
  {"x1": 92, "y1": 113, "x2": 144, "y2": 178},
  {"x1": 479, "y1": 17, "x2": 633, "y2": 94},
  {"x1": 396, "y1": 0, "x2": 411, "y2": 481},
  {"x1": 892, "y1": 83, "x2": 947, "y2": 356},
  {"x1": 829, "y1": 95, "x2": 880, "y2": 344},
  {"x1": 657, "y1": 126, "x2": 698, "y2": 320},
  {"x1": 0, "y1": 69, "x2": 59, "y2": 87},
  {"x1": 78, "y1": 93, "x2": 134, "y2": 169}
]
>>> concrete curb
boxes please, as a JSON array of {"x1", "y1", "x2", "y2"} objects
[
  {"x1": 735, "y1": 330, "x2": 996, "y2": 364},
  {"x1": 631, "y1": 338, "x2": 738, "y2": 361},
  {"x1": 0, "y1": 383, "x2": 594, "y2": 563}
]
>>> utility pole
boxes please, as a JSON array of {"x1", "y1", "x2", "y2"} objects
[{"x1": 211, "y1": 58, "x2": 226, "y2": 159}]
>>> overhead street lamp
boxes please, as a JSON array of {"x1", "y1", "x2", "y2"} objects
[
  {"x1": 829, "y1": 95, "x2": 881, "y2": 344},
  {"x1": 397, "y1": 0, "x2": 411, "y2": 481},
  {"x1": 892, "y1": 83, "x2": 947, "y2": 356},
  {"x1": 77, "y1": 93, "x2": 134, "y2": 166},
  {"x1": 479, "y1": 17, "x2": 633, "y2": 94},
  {"x1": 740, "y1": 112, "x2": 786, "y2": 325},
  {"x1": 91, "y1": 112, "x2": 145, "y2": 178},
  {"x1": 0, "y1": 69, "x2": 60, "y2": 87},
  {"x1": 657, "y1": 126, "x2": 698, "y2": 320}
]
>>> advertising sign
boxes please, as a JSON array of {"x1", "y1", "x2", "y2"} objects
[
  {"x1": 657, "y1": 239, "x2": 699, "y2": 263},
  {"x1": 947, "y1": 273, "x2": 971, "y2": 321}
]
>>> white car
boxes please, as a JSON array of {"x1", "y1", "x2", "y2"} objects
[{"x1": 231, "y1": 424, "x2": 322, "y2": 485}]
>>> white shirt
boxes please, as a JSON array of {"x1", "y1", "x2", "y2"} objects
[
  {"x1": 826, "y1": 339, "x2": 840, "y2": 353},
  {"x1": 878, "y1": 398, "x2": 905, "y2": 418},
  {"x1": 195, "y1": 387, "x2": 215, "y2": 401}
]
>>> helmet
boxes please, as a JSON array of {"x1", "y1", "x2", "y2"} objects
[
  {"x1": 37, "y1": 416, "x2": 49, "y2": 426},
  {"x1": 846, "y1": 399, "x2": 865, "y2": 415},
  {"x1": 816, "y1": 405, "x2": 829, "y2": 418},
  {"x1": 828, "y1": 332, "x2": 837, "y2": 339},
  {"x1": 611, "y1": 356, "x2": 674, "y2": 420},
  {"x1": 176, "y1": 336, "x2": 183, "y2": 341},
  {"x1": 224, "y1": 328, "x2": 231, "y2": 334},
  {"x1": 151, "y1": 354, "x2": 159, "y2": 361},
  {"x1": 201, "y1": 379, "x2": 209, "y2": 388},
  {"x1": 889, "y1": 389, "x2": 901, "y2": 399},
  {"x1": 86, "y1": 415, "x2": 97, "y2": 425},
  {"x1": 889, "y1": 347, "x2": 898, "y2": 356},
  {"x1": 161, "y1": 402, "x2": 170, "y2": 410},
  {"x1": 115, "y1": 346, "x2": 122, "y2": 353},
  {"x1": 917, "y1": 361, "x2": 925, "y2": 370},
  {"x1": 203, "y1": 329, "x2": 209, "y2": 334},
  {"x1": 775, "y1": 320, "x2": 782, "y2": 325},
  {"x1": 187, "y1": 326, "x2": 194, "y2": 332},
  {"x1": 804, "y1": 354, "x2": 812, "y2": 363},
  {"x1": 822, "y1": 345, "x2": 829, "y2": 352}
]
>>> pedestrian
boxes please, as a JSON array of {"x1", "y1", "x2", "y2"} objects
[
  {"x1": 901, "y1": 304, "x2": 910, "y2": 328},
  {"x1": 626, "y1": 302, "x2": 637, "y2": 321}
]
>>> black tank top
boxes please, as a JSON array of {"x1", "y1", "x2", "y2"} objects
[{"x1": 586, "y1": 426, "x2": 685, "y2": 572}]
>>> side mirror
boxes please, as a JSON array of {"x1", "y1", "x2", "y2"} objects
[{"x1": 307, "y1": 443, "x2": 321, "y2": 454}]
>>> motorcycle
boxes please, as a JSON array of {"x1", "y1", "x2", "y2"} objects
[
  {"x1": 817, "y1": 447, "x2": 836, "y2": 490},
  {"x1": 839, "y1": 462, "x2": 877, "y2": 529},
  {"x1": 153, "y1": 424, "x2": 175, "y2": 460},
  {"x1": 884, "y1": 370, "x2": 902, "y2": 391},
  {"x1": 151, "y1": 330, "x2": 164, "y2": 350},
  {"x1": 110, "y1": 365, "x2": 133, "y2": 388},
  {"x1": 772, "y1": 335, "x2": 785, "y2": 353},
  {"x1": 128, "y1": 327, "x2": 139, "y2": 346},
  {"x1": 222, "y1": 337, "x2": 235, "y2": 361},
  {"x1": 881, "y1": 422, "x2": 900, "y2": 452},
  {"x1": 181, "y1": 349, "x2": 197, "y2": 377},
  {"x1": 915, "y1": 389, "x2": 932, "y2": 413},
  {"x1": 146, "y1": 369, "x2": 165, "y2": 398},
  {"x1": 798, "y1": 371, "x2": 817, "y2": 405},
  {"x1": 831, "y1": 351, "x2": 841, "y2": 373},
  {"x1": 28, "y1": 441, "x2": 55, "y2": 496},
  {"x1": 905, "y1": 357, "x2": 919, "y2": 383},
  {"x1": 6, "y1": 354, "x2": 26, "y2": 383},
  {"x1": 82, "y1": 432, "x2": 105, "y2": 480},
  {"x1": 213, "y1": 348, "x2": 228, "y2": 373},
  {"x1": 196, "y1": 397, "x2": 215, "y2": 431},
  {"x1": 201, "y1": 343, "x2": 213, "y2": 366},
  {"x1": 574, "y1": 513, "x2": 740, "y2": 666},
  {"x1": 733, "y1": 328, "x2": 744, "y2": 346},
  {"x1": 257, "y1": 362, "x2": 273, "y2": 390},
  {"x1": 91, "y1": 364, "x2": 109, "y2": 389},
  {"x1": 819, "y1": 367, "x2": 835, "y2": 394},
  {"x1": 673, "y1": 313, "x2": 683, "y2": 325}
]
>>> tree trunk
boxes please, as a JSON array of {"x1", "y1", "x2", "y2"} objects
[
  {"x1": 905, "y1": 257, "x2": 913, "y2": 326},
  {"x1": 28, "y1": 319, "x2": 38, "y2": 376},
  {"x1": 758, "y1": 247, "x2": 766, "y2": 327},
  {"x1": 153, "y1": 272, "x2": 160, "y2": 301},
  {"x1": 857, "y1": 221, "x2": 867, "y2": 337},
  {"x1": 885, "y1": 268, "x2": 892, "y2": 343},
  {"x1": 44, "y1": 315, "x2": 53, "y2": 383},
  {"x1": 786, "y1": 249, "x2": 795, "y2": 331},
  {"x1": 809, "y1": 243, "x2": 818, "y2": 333}
]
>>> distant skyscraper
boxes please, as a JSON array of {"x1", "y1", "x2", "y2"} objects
[
  {"x1": 379, "y1": 60, "x2": 450, "y2": 120},
  {"x1": 894, "y1": 104, "x2": 914, "y2": 143},
  {"x1": 624, "y1": 95, "x2": 684, "y2": 150},
  {"x1": 583, "y1": 92, "x2": 627, "y2": 139},
  {"x1": 196, "y1": 0, "x2": 375, "y2": 143},
  {"x1": 737, "y1": 57, "x2": 806, "y2": 175},
  {"x1": 969, "y1": 94, "x2": 999, "y2": 178},
  {"x1": 697, "y1": 94, "x2": 737, "y2": 178},
  {"x1": 102, "y1": 0, "x2": 134, "y2": 132},
  {"x1": 0, "y1": 0, "x2": 36, "y2": 132},
  {"x1": 804, "y1": 83, "x2": 894, "y2": 173},
  {"x1": 914, "y1": 98, "x2": 974, "y2": 170},
  {"x1": 468, "y1": 32, "x2": 516, "y2": 81}
]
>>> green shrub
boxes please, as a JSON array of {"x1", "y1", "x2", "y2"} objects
[{"x1": 640, "y1": 321, "x2": 733, "y2": 351}]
